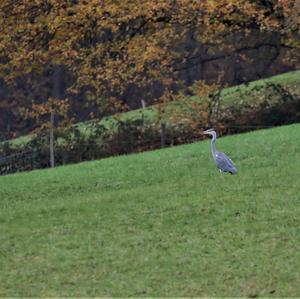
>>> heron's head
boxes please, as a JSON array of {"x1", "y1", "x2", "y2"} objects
[
  {"x1": 203, "y1": 128, "x2": 216, "y2": 136},
  {"x1": 203, "y1": 128, "x2": 217, "y2": 140}
]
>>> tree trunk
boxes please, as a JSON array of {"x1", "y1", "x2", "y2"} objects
[{"x1": 49, "y1": 65, "x2": 61, "y2": 168}]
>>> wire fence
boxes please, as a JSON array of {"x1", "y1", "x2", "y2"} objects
[
  {"x1": 0, "y1": 122, "x2": 292, "y2": 176},
  {"x1": 0, "y1": 150, "x2": 38, "y2": 175}
]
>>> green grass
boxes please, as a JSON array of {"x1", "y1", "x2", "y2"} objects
[
  {"x1": 1, "y1": 123, "x2": 300, "y2": 297},
  {"x1": 219, "y1": 69, "x2": 300, "y2": 105}
]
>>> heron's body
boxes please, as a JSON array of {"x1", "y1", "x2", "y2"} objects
[{"x1": 204, "y1": 129, "x2": 237, "y2": 175}]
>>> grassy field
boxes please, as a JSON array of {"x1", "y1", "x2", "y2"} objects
[{"x1": 1, "y1": 124, "x2": 300, "y2": 297}]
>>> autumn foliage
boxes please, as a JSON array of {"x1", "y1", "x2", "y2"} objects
[{"x1": 0, "y1": 0, "x2": 299, "y2": 139}]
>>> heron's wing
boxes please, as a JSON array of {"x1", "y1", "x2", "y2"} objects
[{"x1": 215, "y1": 151, "x2": 237, "y2": 174}]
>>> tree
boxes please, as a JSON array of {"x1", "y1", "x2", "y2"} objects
[
  {"x1": 0, "y1": 0, "x2": 299, "y2": 136},
  {"x1": 22, "y1": 98, "x2": 72, "y2": 167}
]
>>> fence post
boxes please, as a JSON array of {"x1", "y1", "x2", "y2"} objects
[
  {"x1": 160, "y1": 122, "x2": 166, "y2": 148},
  {"x1": 50, "y1": 110, "x2": 55, "y2": 168},
  {"x1": 32, "y1": 149, "x2": 39, "y2": 169}
]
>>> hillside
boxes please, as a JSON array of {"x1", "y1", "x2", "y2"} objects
[
  {"x1": 82, "y1": 69, "x2": 300, "y2": 131},
  {"x1": 8, "y1": 69, "x2": 300, "y2": 145},
  {"x1": 1, "y1": 124, "x2": 300, "y2": 297}
]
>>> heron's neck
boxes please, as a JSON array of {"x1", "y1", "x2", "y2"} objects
[{"x1": 210, "y1": 133, "x2": 217, "y2": 157}]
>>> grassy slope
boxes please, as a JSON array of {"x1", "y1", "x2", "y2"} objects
[{"x1": 1, "y1": 124, "x2": 300, "y2": 297}]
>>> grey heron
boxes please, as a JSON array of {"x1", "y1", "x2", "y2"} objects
[{"x1": 203, "y1": 129, "x2": 237, "y2": 175}]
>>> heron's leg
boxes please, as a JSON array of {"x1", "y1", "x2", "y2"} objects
[{"x1": 219, "y1": 169, "x2": 224, "y2": 179}]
